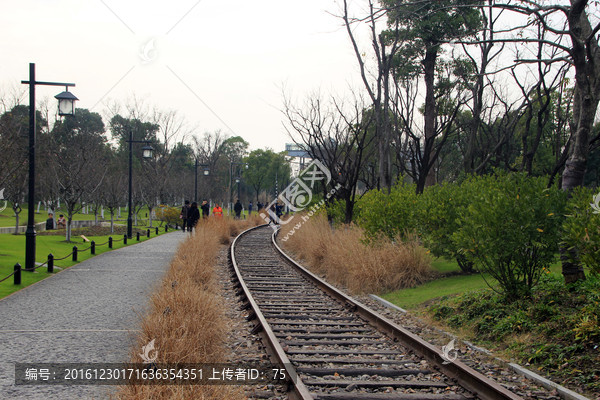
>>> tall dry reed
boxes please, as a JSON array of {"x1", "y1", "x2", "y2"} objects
[
  {"x1": 280, "y1": 213, "x2": 432, "y2": 294},
  {"x1": 116, "y1": 217, "x2": 244, "y2": 399}
]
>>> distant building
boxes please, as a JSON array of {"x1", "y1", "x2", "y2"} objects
[{"x1": 285, "y1": 143, "x2": 311, "y2": 177}]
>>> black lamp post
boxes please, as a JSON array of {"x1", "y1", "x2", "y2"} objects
[
  {"x1": 21, "y1": 63, "x2": 77, "y2": 271},
  {"x1": 194, "y1": 160, "x2": 210, "y2": 203},
  {"x1": 229, "y1": 162, "x2": 248, "y2": 212},
  {"x1": 126, "y1": 131, "x2": 154, "y2": 238}
]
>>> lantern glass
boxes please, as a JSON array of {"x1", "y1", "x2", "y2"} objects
[
  {"x1": 54, "y1": 90, "x2": 78, "y2": 116},
  {"x1": 203, "y1": 168, "x2": 210, "y2": 176},
  {"x1": 58, "y1": 98, "x2": 75, "y2": 116},
  {"x1": 142, "y1": 145, "x2": 154, "y2": 159}
]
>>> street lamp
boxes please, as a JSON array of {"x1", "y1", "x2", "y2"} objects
[
  {"x1": 141, "y1": 145, "x2": 154, "y2": 159},
  {"x1": 229, "y1": 162, "x2": 248, "y2": 213},
  {"x1": 126, "y1": 131, "x2": 154, "y2": 239},
  {"x1": 21, "y1": 63, "x2": 77, "y2": 271},
  {"x1": 55, "y1": 89, "x2": 78, "y2": 116},
  {"x1": 193, "y1": 160, "x2": 210, "y2": 203}
]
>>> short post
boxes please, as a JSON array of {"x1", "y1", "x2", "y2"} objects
[
  {"x1": 91, "y1": 241, "x2": 96, "y2": 255},
  {"x1": 165, "y1": 225, "x2": 168, "y2": 232},
  {"x1": 123, "y1": 234, "x2": 128, "y2": 245},
  {"x1": 109, "y1": 236, "x2": 113, "y2": 249},
  {"x1": 175, "y1": 223, "x2": 179, "y2": 230},
  {"x1": 72, "y1": 246, "x2": 78, "y2": 262},
  {"x1": 48, "y1": 254, "x2": 54, "y2": 273},
  {"x1": 155, "y1": 227, "x2": 159, "y2": 235},
  {"x1": 147, "y1": 229, "x2": 150, "y2": 238},
  {"x1": 136, "y1": 231, "x2": 140, "y2": 241},
  {"x1": 14, "y1": 263, "x2": 21, "y2": 285}
]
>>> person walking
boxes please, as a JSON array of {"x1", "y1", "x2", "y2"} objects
[
  {"x1": 257, "y1": 201, "x2": 263, "y2": 212},
  {"x1": 248, "y1": 201, "x2": 253, "y2": 216},
  {"x1": 234, "y1": 199, "x2": 243, "y2": 219},
  {"x1": 200, "y1": 200, "x2": 210, "y2": 219},
  {"x1": 187, "y1": 202, "x2": 200, "y2": 232},
  {"x1": 212, "y1": 203, "x2": 223, "y2": 218},
  {"x1": 45, "y1": 213, "x2": 55, "y2": 230},
  {"x1": 180, "y1": 200, "x2": 190, "y2": 231}
]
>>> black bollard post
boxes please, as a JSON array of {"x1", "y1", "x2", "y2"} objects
[
  {"x1": 91, "y1": 241, "x2": 96, "y2": 255},
  {"x1": 123, "y1": 234, "x2": 128, "y2": 245},
  {"x1": 72, "y1": 246, "x2": 78, "y2": 262},
  {"x1": 147, "y1": 229, "x2": 150, "y2": 238},
  {"x1": 14, "y1": 263, "x2": 21, "y2": 285},
  {"x1": 155, "y1": 227, "x2": 159, "y2": 235},
  {"x1": 109, "y1": 237, "x2": 113, "y2": 249},
  {"x1": 165, "y1": 225, "x2": 168, "y2": 232},
  {"x1": 48, "y1": 254, "x2": 54, "y2": 273},
  {"x1": 136, "y1": 231, "x2": 140, "y2": 241}
]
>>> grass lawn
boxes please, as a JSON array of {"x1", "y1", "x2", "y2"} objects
[
  {"x1": 0, "y1": 228, "x2": 167, "y2": 299},
  {"x1": 0, "y1": 203, "x2": 158, "y2": 228},
  {"x1": 0, "y1": 209, "x2": 96, "y2": 227},
  {"x1": 380, "y1": 257, "x2": 564, "y2": 309}
]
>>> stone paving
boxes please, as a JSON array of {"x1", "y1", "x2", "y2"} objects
[{"x1": 0, "y1": 231, "x2": 186, "y2": 399}]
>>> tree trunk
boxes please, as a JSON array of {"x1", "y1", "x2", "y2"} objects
[
  {"x1": 66, "y1": 217, "x2": 72, "y2": 242},
  {"x1": 14, "y1": 212, "x2": 20, "y2": 235},
  {"x1": 422, "y1": 45, "x2": 438, "y2": 188},
  {"x1": 560, "y1": 87, "x2": 596, "y2": 283},
  {"x1": 344, "y1": 195, "x2": 355, "y2": 224},
  {"x1": 559, "y1": 0, "x2": 600, "y2": 283},
  {"x1": 110, "y1": 212, "x2": 114, "y2": 234}
]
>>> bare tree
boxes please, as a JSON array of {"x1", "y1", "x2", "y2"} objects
[
  {"x1": 49, "y1": 109, "x2": 107, "y2": 241},
  {"x1": 99, "y1": 157, "x2": 126, "y2": 233},
  {"x1": 192, "y1": 130, "x2": 229, "y2": 202},
  {"x1": 283, "y1": 91, "x2": 375, "y2": 222},
  {"x1": 341, "y1": 0, "x2": 401, "y2": 191}
]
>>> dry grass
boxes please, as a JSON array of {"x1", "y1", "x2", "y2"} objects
[
  {"x1": 280, "y1": 213, "x2": 432, "y2": 294},
  {"x1": 116, "y1": 217, "x2": 251, "y2": 399},
  {"x1": 196, "y1": 214, "x2": 264, "y2": 245}
]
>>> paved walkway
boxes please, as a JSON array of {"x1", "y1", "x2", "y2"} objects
[{"x1": 0, "y1": 231, "x2": 187, "y2": 399}]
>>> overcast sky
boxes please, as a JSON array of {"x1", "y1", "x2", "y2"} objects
[{"x1": 1, "y1": 0, "x2": 367, "y2": 152}]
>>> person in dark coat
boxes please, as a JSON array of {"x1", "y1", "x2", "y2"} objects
[
  {"x1": 187, "y1": 202, "x2": 200, "y2": 231},
  {"x1": 200, "y1": 200, "x2": 210, "y2": 219},
  {"x1": 180, "y1": 200, "x2": 190, "y2": 231},
  {"x1": 45, "y1": 213, "x2": 55, "y2": 230},
  {"x1": 234, "y1": 199, "x2": 243, "y2": 219}
]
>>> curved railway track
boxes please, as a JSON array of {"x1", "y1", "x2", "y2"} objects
[{"x1": 230, "y1": 224, "x2": 523, "y2": 400}]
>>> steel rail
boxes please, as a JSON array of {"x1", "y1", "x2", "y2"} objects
[
  {"x1": 270, "y1": 227, "x2": 523, "y2": 400},
  {"x1": 230, "y1": 224, "x2": 314, "y2": 400}
]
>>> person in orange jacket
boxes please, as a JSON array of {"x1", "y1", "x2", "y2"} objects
[{"x1": 212, "y1": 203, "x2": 223, "y2": 218}]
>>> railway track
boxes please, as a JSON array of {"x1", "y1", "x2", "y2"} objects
[{"x1": 230, "y1": 224, "x2": 523, "y2": 400}]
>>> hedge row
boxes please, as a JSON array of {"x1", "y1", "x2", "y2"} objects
[{"x1": 337, "y1": 173, "x2": 598, "y2": 300}]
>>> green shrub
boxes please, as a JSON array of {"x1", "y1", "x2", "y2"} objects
[
  {"x1": 155, "y1": 205, "x2": 181, "y2": 226},
  {"x1": 452, "y1": 173, "x2": 567, "y2": 300},
  {"x1": 417, "y1": 181, "x2": 474, "y2": 272},
  {"x1": 356, "y1": 180, "x2": 418, "y2": 239},
  {"x1": 326, "y1": 198, "x2": 347, "y2": 224},
  {"x1": 561, "y1": 187, "x2": 600, "y2": 276}
]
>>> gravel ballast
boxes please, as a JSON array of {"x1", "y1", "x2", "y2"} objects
[{"x1": 217, "y1": 237, "x2": 593, "y2": 400}]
